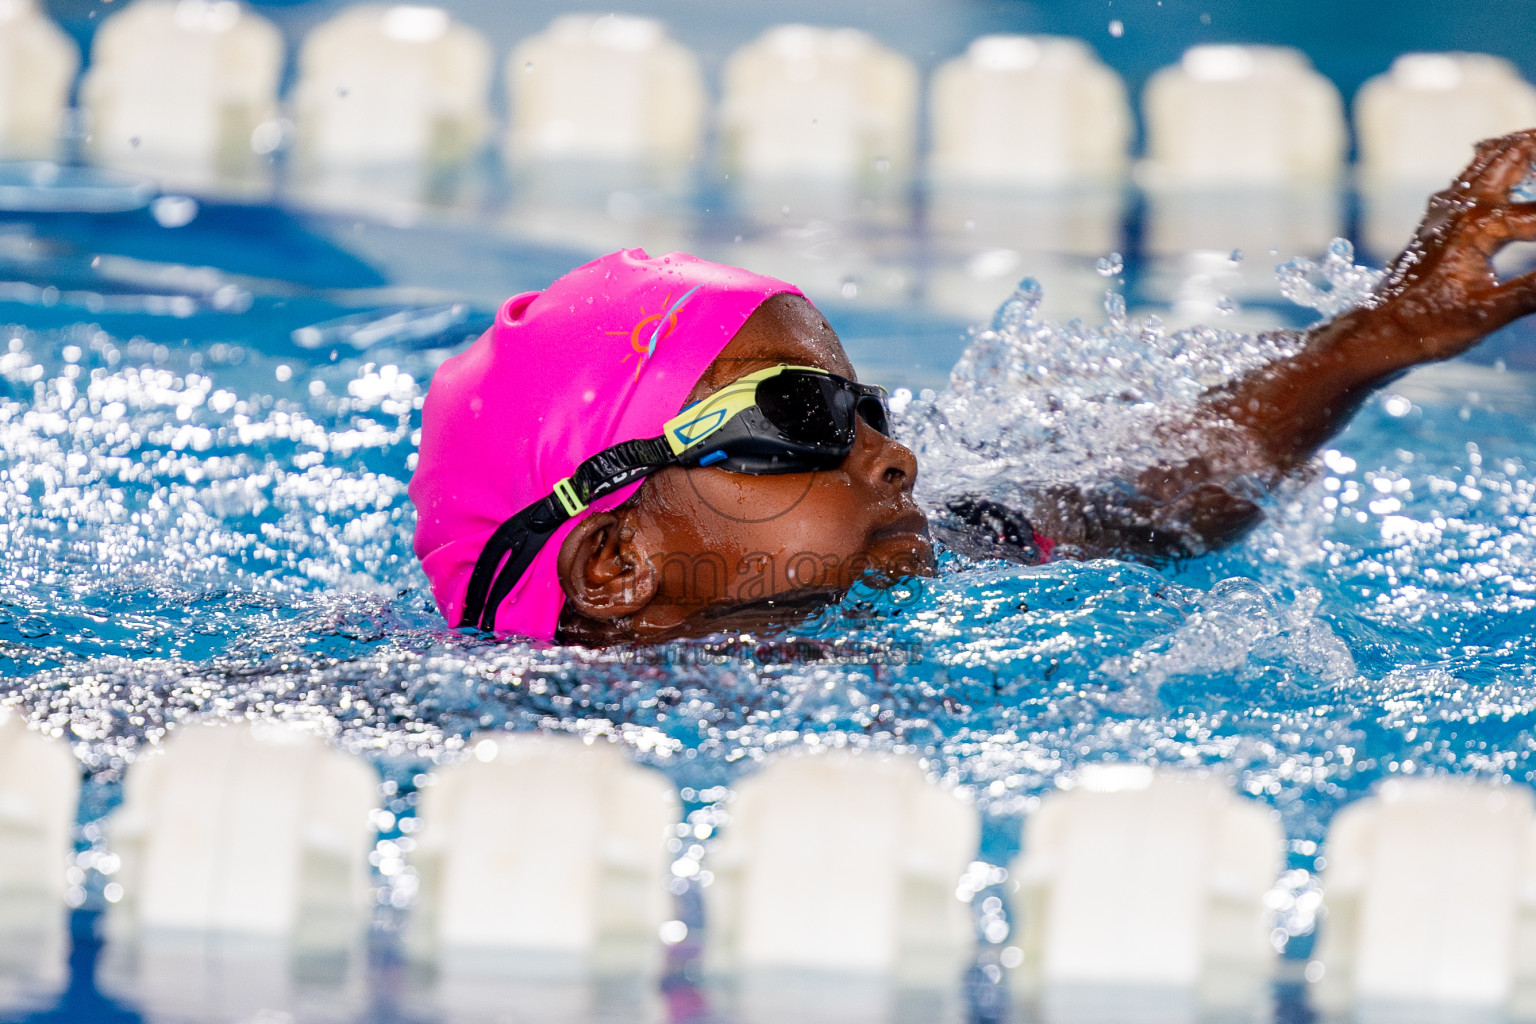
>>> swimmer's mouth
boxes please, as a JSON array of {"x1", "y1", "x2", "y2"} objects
[{"x1": 869, "y1": 511, "x2": 931, "y2": 544}]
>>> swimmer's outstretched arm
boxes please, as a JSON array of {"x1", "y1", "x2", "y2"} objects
[{"x1": 1028, "y1": 129, "x2": 1536, "y2": 560}]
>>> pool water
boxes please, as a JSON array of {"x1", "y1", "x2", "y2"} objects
[{"x1": 3, "y1": 178, "x2": 1536, "y2": 1022}]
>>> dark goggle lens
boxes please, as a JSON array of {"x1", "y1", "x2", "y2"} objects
[
  {"x1": 856, "y1": 394, "x2": 888, "y2": 435},
  {"x1": 754, "y1": 372, "x2": 851, "y2": 447}
]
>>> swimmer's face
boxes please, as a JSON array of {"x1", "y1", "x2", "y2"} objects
[{"x1": 556, "y1": 294, "x2": 932, "y2": 643}]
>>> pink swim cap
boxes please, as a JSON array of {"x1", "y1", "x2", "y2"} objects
[{"x1": 410, "y1": 249, "x2": 801, "y2": 641}]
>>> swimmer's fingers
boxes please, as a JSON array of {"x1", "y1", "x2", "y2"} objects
[
  {"x1": 1449, "y1": 204, "x2": 1536, "y2": 271},
  {"x1": 1487, "y1": 264, "x2": 1536, "y2": 322},
  {"x1": 1460, "y1": 202, "x2": 1536, "y2": 256},
  {"x1": 1455, "y1": 130, "x2": 1536, "y2": 200},
  {"x1": 1500, "y1": 202, "x2": 1536, "y2": 235},
  {"x1": 1410, "y1": 133, "x2": 1536, "y2": 250}
]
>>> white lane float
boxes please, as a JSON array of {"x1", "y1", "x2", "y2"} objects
[
  {"x1": 1010, "y1": 766, "x2": 1283, "y2": 1013},
  {"x1": 0, "y1": 0, "x2": 78, "y2": 161},
  {"x1": 292, "y1": 4, "x2": 492, "y2": 173},
  {"x1": 103, "y1": 720, "x2": 377, "y2": 939},
  {"x1": 1356, "y1": 53, "x2": 1536, "y2": 186},
  {"x1": 721, "y1": 25, "x2": 918, "y2": 184},
  {"x1": 408, "y1": 733, "x2": 678, "y2": 979},
  {"x1": 1314, "y1": 777, "x2": 1536, "y2": 1013},
  {"x1": 0, "y1": 707, "x2": 77, "y2": 1014},
  {"x1": 80, "y1": 0, "x2": 282, "y2": 192},
  {"x1": 506, "y1": 14, "x2": 705, "y2": 172},
  {"x1": 100, "y1": 720, "x2": 378, "y2": 1020},
  {"x1": 1355, "y1": 53, "x2": 1536, "y2": 257},
  {"x1": 1141, "y1": 45, "x2": 1346, "y2": 188},
  {"x1": 928, "y1": 34, "x2": 1131, "y2": 188},
  {"x1": 705, "y1": 746, "x2": 977, "y2": 1024}
]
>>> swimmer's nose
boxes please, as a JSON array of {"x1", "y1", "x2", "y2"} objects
[{"x1": 851, "y1": 418, "x2": 918, "y2": 493}]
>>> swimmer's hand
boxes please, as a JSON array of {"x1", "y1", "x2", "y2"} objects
[
  {"x1": 1021, "y1": 130, "x2": 1536, "y2": 562},
  {"x1": 1368, "y1": 128, "x2": 1536, "y2": 361},
  {"x1": 1206, "y1": 128, "x2": 1536, "y2": 475}
]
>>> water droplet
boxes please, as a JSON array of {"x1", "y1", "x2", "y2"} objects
[
  {"x1": 149, "y1": 195, "x2": 199, "y2": 229},
  {"x1": 1104, "y1": 290, "x2": 1127, "y2": 322},
  {"x1": 1272, "y1": 240, "x2": 1387, "y2": 318},
  {"x1": 1095, "y1": 253, "x2": 1124, "y2": 277},
  {"x1": 992, "y1": 278, "x2": 1043, "y2": 332}
]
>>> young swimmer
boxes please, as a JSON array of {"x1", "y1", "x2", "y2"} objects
[{"x1": 411, "y1": 131, "x2": 1536, "y2": 645}]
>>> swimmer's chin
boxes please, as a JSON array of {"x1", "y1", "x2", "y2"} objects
[
  {"x1": 554, "y1": 555, "x2": 932, "y2": 647},
  {"x1": 685, "y1": 589, "x2": 845, "y2": 635},
  {"x1": 556, "y1": 589, "x2": 842, "y2": 646},
  {"x1": 555, "y1": 515, "x2": 932, "y2": 646},
  {"x1": 860, "y1": 531, "x2": 936, "y2": 579},
  {"x1": 863, "y1": 509, "x2": 934, "y2": 575}
]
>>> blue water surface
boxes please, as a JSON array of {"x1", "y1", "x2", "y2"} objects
[{"x1": 2, "y1": 184, "x2": 1535, "y2": 1023}]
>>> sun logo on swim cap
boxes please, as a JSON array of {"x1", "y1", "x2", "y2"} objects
[{"x1": 609, "y1": 285, "x2": 702, "y2": 380}]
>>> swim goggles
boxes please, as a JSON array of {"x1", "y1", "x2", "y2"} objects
[{"x1": 460, "y1": 364, "x2": 891, "y2": 630}]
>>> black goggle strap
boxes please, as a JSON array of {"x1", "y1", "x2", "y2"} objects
[{"x1": 459, "y1": 435, "x2": 676, "y2": 631}]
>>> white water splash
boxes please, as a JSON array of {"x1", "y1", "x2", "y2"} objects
[
  {"x1": 895, "y1": 239, "x2": 1384, "y2": 515},
  {"x1": 1276, "y1": 239, "x2": 1387, "y2": 318},
  {"x1": 1100, "y1": 579, "x2": 1356, "y2": 690}
]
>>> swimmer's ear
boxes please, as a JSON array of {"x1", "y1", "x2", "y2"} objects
[{"x1": 557, "y1": 512, "x2": 658, "y2": 620}]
